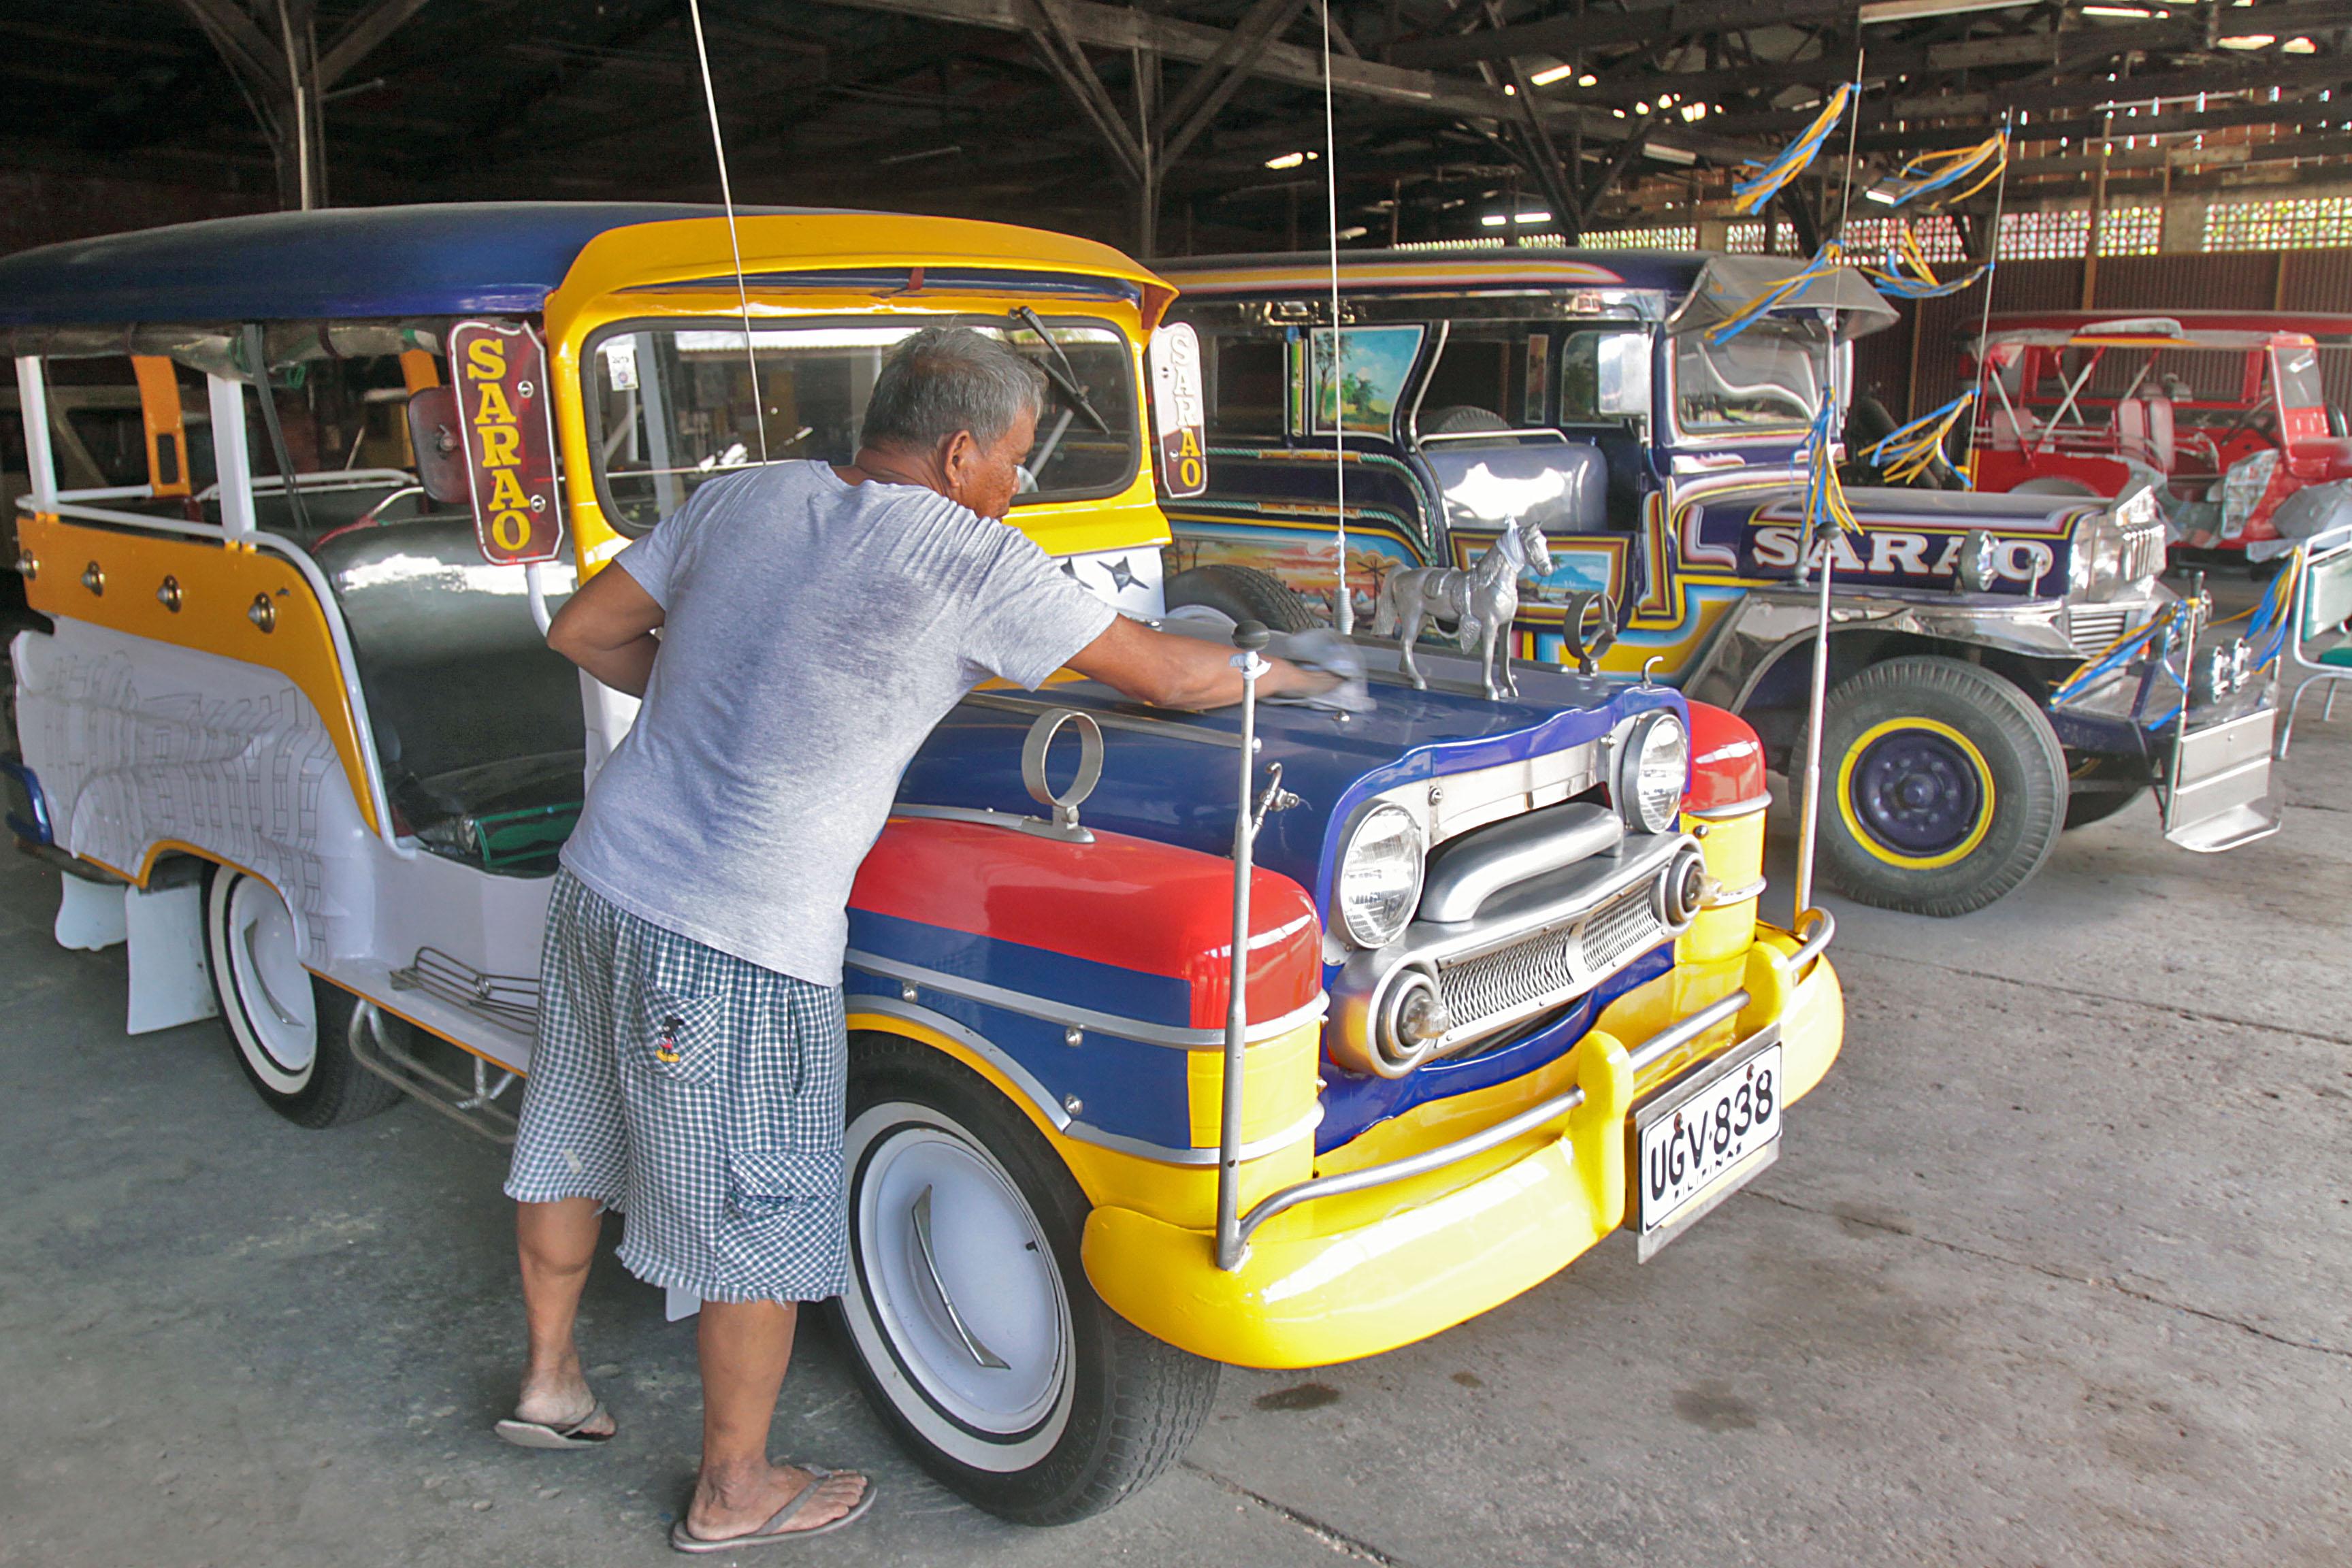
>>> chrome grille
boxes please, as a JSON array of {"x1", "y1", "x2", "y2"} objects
[
  {"x1": 2121, "y1": 519, "x2": 2167, "y2": 583},
  {"x1": 1582, "y1": 887, "x2": 1666, "y2": 973},
  {"x1": 2068, "y1": 606, "x2": 2133, "y2": 657},
  {"x1": 1433, "y1": 884, "x2": 1669, "y2": 1044}
]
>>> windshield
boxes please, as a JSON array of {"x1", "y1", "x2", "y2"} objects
[
  {"x1": 588, "y1": 317, "x2": 1138, "y2": 532},
  {"x1": 1673, "y1": 322, "x2": 1825, "y2": 435},
  {"x1": 2276, "y1": 344, "x2": 2325, "y2": 411}
]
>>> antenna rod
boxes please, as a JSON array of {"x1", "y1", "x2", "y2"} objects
[
  {"x1": 1320, "y1": 0, "x2": 1350, "y2": 633},
  {"x1": 1834, "y1": 45, "x2": 1865, "y2": 244},
  {"x1": 686, "y1": 0, "x2": 769, "y2": 466},
  {"x1": 1959, "y1": 109, "x2": 2015, "y2": 487}
]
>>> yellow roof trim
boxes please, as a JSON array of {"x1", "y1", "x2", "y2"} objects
[{"x1": 546, "y1": 213, "x2": 1174, "y2": 335}]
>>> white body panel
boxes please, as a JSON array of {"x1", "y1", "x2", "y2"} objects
[{"x1": 15, "y1": 617, "x2": 557, "y2": 1073}]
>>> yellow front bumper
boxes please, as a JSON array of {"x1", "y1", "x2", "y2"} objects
[{"x1": 1081, "y1": 932, "x2": 1843, "y2": 1370}]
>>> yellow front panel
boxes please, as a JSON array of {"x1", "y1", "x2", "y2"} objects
[
  {"x1": 1680, "y1": 806, "x2": 1765, "y2": 964},
  {"x1": 15, "y1": 514, "x2": 378, "y2": 835}
]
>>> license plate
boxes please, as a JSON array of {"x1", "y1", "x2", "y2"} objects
[{"x1": 1628, "y1": 1030, "x2": 1782, "y2": 1261}]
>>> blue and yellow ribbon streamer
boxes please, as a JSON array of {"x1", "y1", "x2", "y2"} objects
[
  {"x1": 1705, "y1": 243, "x2": 1848, "y2": 343},
  {"x1": 1868, "y1": 131, "x2": 2008, "y2": 212},
  {"x1": 1865, "y1": 391, "x2": 1976, "y2": 486},
  {"x1": 1730, "y1": 83, "x2": 1852, "y2": 216}
]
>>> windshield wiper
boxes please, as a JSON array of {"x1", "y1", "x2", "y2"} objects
[{"x1": 1010, "y1": 307, "x2": 1110, "y2": 434}]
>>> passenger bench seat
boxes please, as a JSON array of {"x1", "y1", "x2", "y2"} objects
[{"x1": 310, "y1": 517, "x2": 585, "y2": 845}]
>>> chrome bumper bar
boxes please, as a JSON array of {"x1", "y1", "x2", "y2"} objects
[{"x1": 1215, "y1": 909, "x2": 1835, "y2": 1267}]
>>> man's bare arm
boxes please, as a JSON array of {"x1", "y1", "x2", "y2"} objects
[
  {"x1": 547, "y1": 563, "x2": 666, "y2": 697},
  {"x1": 1065, "y1": 614, "x2": 1337, "y2": 710}
]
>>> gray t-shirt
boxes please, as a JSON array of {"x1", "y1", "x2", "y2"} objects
[{"x1": 560, "y1": 460, "x2": 1117, "y2": 984}]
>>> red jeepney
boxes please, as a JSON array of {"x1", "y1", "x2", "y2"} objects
[{"x1": 1967, "y1": 310, "x2": 2352, "y2": 551}]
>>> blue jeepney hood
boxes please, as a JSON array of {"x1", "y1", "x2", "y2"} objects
[
  {"x1": 900, "y1": 672, "x2": 1682, "y2": 911},
  {"x1": 1687, "y1": 481, "x2": 2108, "y2": 599}
]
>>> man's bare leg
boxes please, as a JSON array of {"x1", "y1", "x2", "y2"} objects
[
  {"x1": 685, "y1": 1300, "x2": 867, "y2": 1540},
  {"x1": 513, "y1": 1197, "x2": 617, "y2": 1436}
]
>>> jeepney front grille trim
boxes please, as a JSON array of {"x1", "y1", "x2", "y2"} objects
[
  {"x1": 2067, "y1": 606, "x2": 2134, "y2": 658},
  {"x1": 1431, "y1": 881, "x2": 1670, "y2": 1049}
]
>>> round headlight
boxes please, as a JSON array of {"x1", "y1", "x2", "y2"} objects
[
  {"x1": 1616, "y1": 710, "x2": 1690, "y2": 835},
  {"x1": 1336, "y1": 803, "x2": 1424, "y2": 949}
]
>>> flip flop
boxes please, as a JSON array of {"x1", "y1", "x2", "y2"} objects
[
  {"x1": 668, "y1": 1466, "x2": 877, "y2": 1554},
  {"x1": 494, "y1": 1401, "x2": 615, "y2": 1450}
]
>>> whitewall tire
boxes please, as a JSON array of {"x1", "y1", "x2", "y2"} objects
[
  {"x1": 203, "y1": 865, "x2": 399, "y2": 1128},
  {"x1": 830, "y1": 1036, "x2": 1218, "y2": 1524}
]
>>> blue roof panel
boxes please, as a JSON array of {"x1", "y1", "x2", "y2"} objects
[{"x1": 0, "y1": 201, "x2": 806, "y2": 327}]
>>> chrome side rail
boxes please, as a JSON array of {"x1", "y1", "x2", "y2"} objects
[
  {"x1": 1218, "y1": 906, "x2": 1835, "y2": 1268},
  {"x1": 346, "y1": 1000, "x2": 521, "y2": 1145}
]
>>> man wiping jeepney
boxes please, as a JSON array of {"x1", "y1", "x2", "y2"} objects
[{"x1": 502, "y1": 326, "x2": 1342, "y2": 1552}]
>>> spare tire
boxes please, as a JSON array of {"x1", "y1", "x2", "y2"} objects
[
  {"x1": 1162, "y1": 564, "x2": 1320, "y2": 632},
  {"x1": 1421, "y1": 405, "x2": 1510, "y2": 435}
]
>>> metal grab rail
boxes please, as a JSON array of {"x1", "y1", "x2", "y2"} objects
[{"x1": 1213, "y1": 900, "x2": 1838, "y2": 1270}]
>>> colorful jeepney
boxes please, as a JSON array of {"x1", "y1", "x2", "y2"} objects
[
  {"x1": 1, "y1": 207, "x2": 1840, "y2": 1522},
  {"x1": 1966, "y1": 310, "x2": 2352, "y2": 553},
  {"x1": 1151, "y1": 250, "x2": 2281, "y2": 918}
]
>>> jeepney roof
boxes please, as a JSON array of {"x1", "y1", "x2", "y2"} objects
[
  {"x1": 1159, "y1": 246, "x2": 1899, "y2": 338},
  {"x1": 1156, "y1": 247, "x2": 1710, "y2": 297},
  {"x1": 0, "y1": 202, "x2": 1175, "y2": 338},
  {"x1": 0, "y1": 202, "x2": 796, "y2": 328},
  {"x1": 1979, "y1": 309, "x2": 2340, "y2": 352}
]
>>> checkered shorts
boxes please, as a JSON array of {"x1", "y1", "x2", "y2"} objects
[{"x1": 505, "y1": 870, "x2": 851, "y2": 1305}]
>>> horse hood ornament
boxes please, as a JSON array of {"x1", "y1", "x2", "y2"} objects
[{"x1": 1373, "y1": 501, "x2": 1559, "y2": 700}]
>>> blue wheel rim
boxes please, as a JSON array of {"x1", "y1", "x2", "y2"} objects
[{"x1": 1851, "y1": 728, "x2": 1984, "y2": 858}]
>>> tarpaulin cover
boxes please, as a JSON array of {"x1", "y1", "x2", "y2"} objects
[{"x1": 1664, "y1": 255, "x2": 1900, "y2": 342}]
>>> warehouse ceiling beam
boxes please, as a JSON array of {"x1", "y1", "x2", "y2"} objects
[{"x1": 819, "y1": 0, "x2": 1736, "y2": 159}]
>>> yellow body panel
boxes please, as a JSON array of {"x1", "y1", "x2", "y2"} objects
[
  {"x1": 1081, "y1": 938, "x2": 1841, "y2": 1369},
  {"x1": 540, "y1": 215, "x2": 1181, "y2": 578},
  {"x1": 14, "y1": 513, "x2": 378, "y2": 835},
  {"x1": 1680, "y1": 804, "x2": 1766, "y2": 964}
]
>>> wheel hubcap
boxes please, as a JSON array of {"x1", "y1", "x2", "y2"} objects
[
  {"x1": 226, "y1": 877, "x2": 316, "y2": 1079},
  {"x1": 851, "y1": 1117, "x2": 1071, "y2": 1448}
]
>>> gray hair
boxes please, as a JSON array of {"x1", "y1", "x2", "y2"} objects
[{"x1": 860, "y1": 325, "x2": 1046, "y2": 453}]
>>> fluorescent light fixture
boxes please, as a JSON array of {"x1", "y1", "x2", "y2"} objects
[
  {"x1": 1264, "y1": 150, "x2": 1308, "y2": 169},
  {"x1": 2217, "y1": 32, "x2": 2274, "y2": 47},
  {"x1": 1647, "y1": 142, "x2": 1698, "y2": 165},
  {"x1": 1864, "y1": 176, "x2": 1904, "y2": 204},
  {"x1": 2284, "y1": 35, "x2": 2317, "y2": 52},
  {"x1": 1859, "y1": 0, "x2": 2026, "y2": 21},
  {"x1": 1480, "y1": 210, "x2": 1555, "y2": 227},
  {"x1": 2082, "y1": 3, "x2": 2151, "y2": 14},
  {"x1": 1635, "y1": 99, "x2": 1650, "y2": 112},
  {"x1": 1681, "y1": 102, "x2": 1709, "y2": 120},
  {"x1": 1529, "y1": 63, "x2": 1578, "y2": 86},
  {"x1": 1578, "y1": 73, "x2": 1598, "y2": 86},
  {"x1": 1335, "y1": 225, "x2": 1369, "y2": 240},
  {"x1": 1503, "y1": 83, "x2": 1518, "y2": 95}
]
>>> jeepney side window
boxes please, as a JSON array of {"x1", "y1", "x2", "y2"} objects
[
  {"x1": 1414, "y1": 327, "x2": 1513, "y2": 429},
  {"x1": 29, "y1": 355, "x2": 222, "y2": 499},
  {"x1": 588, "y1": 317, "x2": 1140, "y2": 534},
  {"x1": 1671, "y1": 320, "x2": 1823, "y2": 436},
  {"x1": 1205, "y1": 331, "x2": 1286, "y2": 437}
]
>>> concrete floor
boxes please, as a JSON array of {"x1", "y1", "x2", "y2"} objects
[{"x1": 5, "y1": 691, "x2": 2351, "y2": 1566}]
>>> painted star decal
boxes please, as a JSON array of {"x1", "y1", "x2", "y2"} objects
[{"x1": 1100, "y1": 556, "x2": 1137, "y2": 593}]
